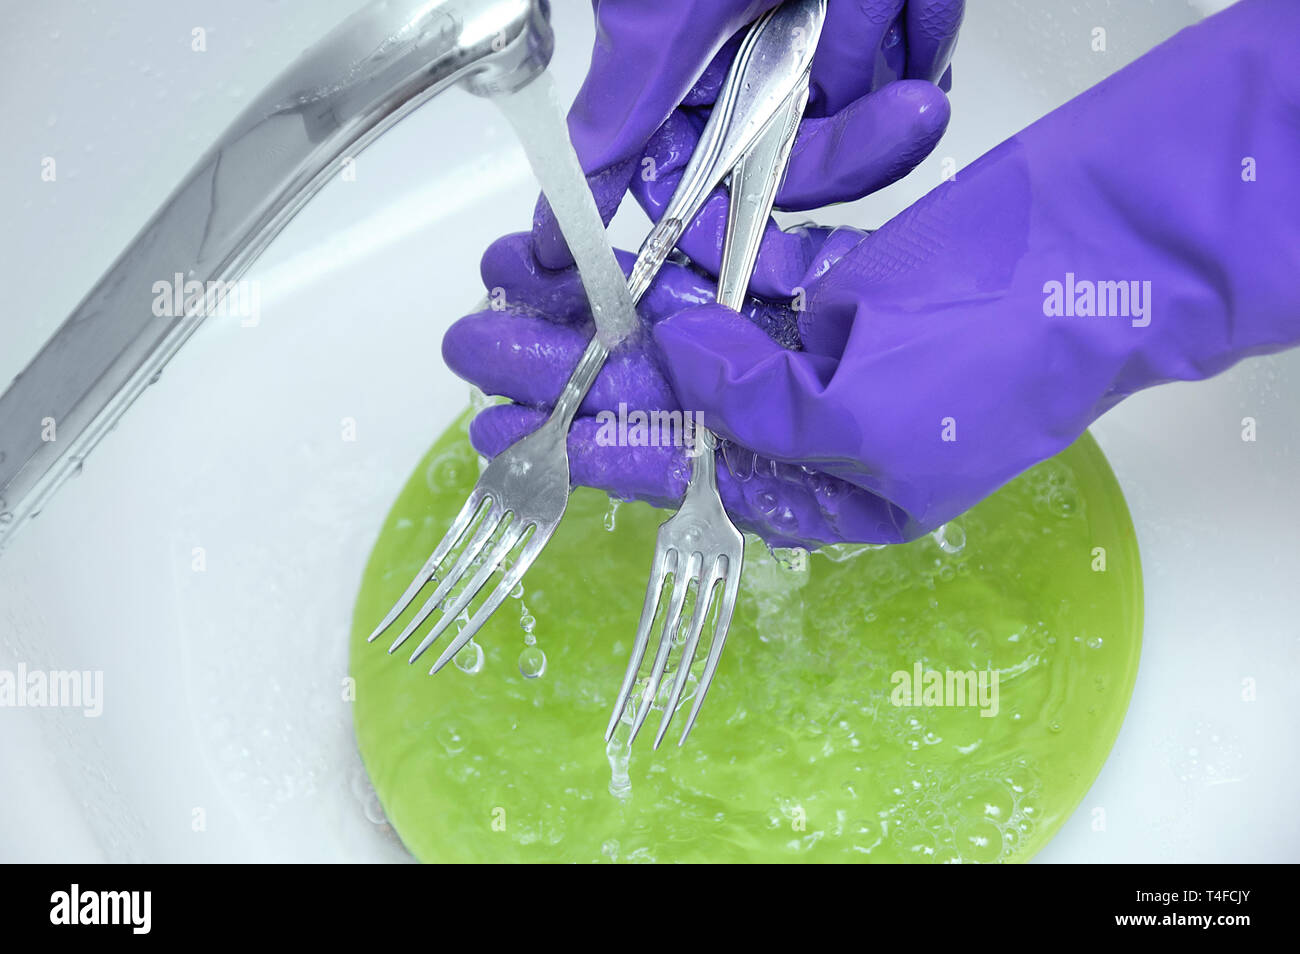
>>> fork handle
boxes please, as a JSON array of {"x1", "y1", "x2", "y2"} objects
[
  {"x1": 547, "y1": 335, "x2": 608, "y2": 430},
  {"x1": 684, "y1": 426, "x2": 721, "y2": 497},
  {"x1": 716, "y1": 79, "x2": 810, "y2": 311}
]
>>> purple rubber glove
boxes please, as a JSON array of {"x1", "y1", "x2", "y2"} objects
[
  {"x1": 445, "y1": 230, "x2": 892, "y2": 548},
  {"x1": 627, "y1": 76, "x2": 949, "y2": 300},
  {"x1": 654, "y1": 0, "x2": 1300, "y2": 539},
  {"x1": 533, "y1": 0, "x2": 965, "y2": 270},
  {"x1": 443, "y1": 64, "x2": 956, "y2": 549},
  {"x1": 450, "y1": 0, "x2": 1300, "y2": 547}
]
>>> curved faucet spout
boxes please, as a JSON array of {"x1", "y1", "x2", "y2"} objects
[{"x1": 0, "y1": 0, "x2": 553, "y2": 549}]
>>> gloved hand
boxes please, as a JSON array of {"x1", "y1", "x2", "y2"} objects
[
  {"x1": 533, "y1": 0, "x2": 966, "y2": 274},
  {"x1": 446, "y1": 228, "x2": 894, "y2": 549},
  {"x1": 649, "y1": 0, "x2": 1300, "y2": 540},
  {"x1": 449, "y1": 0, "x2": 1300, "y2": 547}
]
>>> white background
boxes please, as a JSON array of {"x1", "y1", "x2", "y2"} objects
[{"x1": 0, "y1": 0, "x2": 1295, "y2": 862}]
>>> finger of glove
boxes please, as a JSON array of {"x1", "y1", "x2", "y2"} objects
[
  {"x1": 470, "y1": 403, "x2": 692, "y2": 505},
  {"x1": 480, "y1": 230, "x2": 718, "y2": 325},
  {"x1": 632, "y1": 113, "x2": 848, "y2": 299},
  {"x1": 565, "y1": 1, "x2": 777, "y2": 175},
  {"x1": 631, "y1": 83, "x2": 947, "y2": 297},
  {"x1": 783, "y1": 79, "x2": 951, "y2": 208},
  {"x1": 807, "y1": 0, "x2": 904, "y2": 116},
  {"x1": 652, "y1": 303, "x2": 850, "y2": 464},
  {"x1": 531, "y1": 4, "x2": 766, "y2": 269},
  {"x1": 903, "y1": 0, "x2": 965, "y2": 84},
  {"x1": 443, "y1": 311, "x2": 677, "y2": 415},
  {"x1": 532, "y1": 156, "x2": 640, "y2": 270},
  {"x1": 533, "y1": 22, "x2": 757, "y2": 270},
  {"x1": 638, "y1": 81, "x2": 950, "y2": 210},
  {"x1": 481, "y1": 232, "x2": 601, "y2": 324},
  {"x1": 469, "y1": 403, "x2": 909, "y2": 546}
]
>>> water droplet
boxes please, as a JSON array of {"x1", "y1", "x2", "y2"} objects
[
  {"x1": 518, "y1": 646, "x2": 547, "y2": 679},
  {"x1": 603, "y1": 496, "x2": 620, "y2": 532},
  {"x1": 436, "y1": 724, "x2": 466, "y2": 754},
  {"x1": 721, "y1": 441, "x2": 756, "y2": 482},
  {"x1": 933, "y1": 522, "x2": 966, "y2": 554},
  {"x1": 772, "y1": 508, "x2": 798, "y2": 530},
  {"x1": 453, "y1": 640, "x2": 484, "y2": 674}
]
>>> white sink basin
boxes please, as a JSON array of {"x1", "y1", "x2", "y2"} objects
[{"x1": 1, "y1": 0, "x2": 1295, "y2": 862}]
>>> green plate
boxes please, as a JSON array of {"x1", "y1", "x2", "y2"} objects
[{"x1": 350, "y1": 413, "x2": 1142, "y2": 862}]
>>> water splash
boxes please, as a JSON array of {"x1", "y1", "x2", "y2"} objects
[
  {"x1": 606, "y1": 719, "x2": 633, "y2": 801},
  {"x1": 352, "y1": 418, "x2": 1141, "y2": 862}
]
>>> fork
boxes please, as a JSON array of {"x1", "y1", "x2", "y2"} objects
[
  {"x1": 366, "y1": 337, "x2": 606, "y2": 672},
  {"x1": 606, "y1": 2, "x2": 825, "y2": 748},
  {"x1": 369, "y1": 0, "x2": 825, "y2": 679},
  {"x1": 365, "y1": 194, "x2": 730, "y2": 672}
]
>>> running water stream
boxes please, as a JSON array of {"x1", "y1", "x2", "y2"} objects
[
  {"x1": 494, "y1": 73, "x2": 639, "y2": 348},
  {"x1": 495, "y1": 72, "x2": 645, "y2": 793}
]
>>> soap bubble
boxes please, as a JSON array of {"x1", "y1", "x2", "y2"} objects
[{"x1": 932, "y1": 522, "x2": 966, "y2": 554}]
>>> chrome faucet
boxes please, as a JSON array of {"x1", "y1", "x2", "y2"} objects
[{"x1": 0, "y1": 0, "x2": 553, "y2": 549}]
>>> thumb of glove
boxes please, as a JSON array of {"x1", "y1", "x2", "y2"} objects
[{"x1": 652, "y1": 304, "x2": 849, "y2": 465}]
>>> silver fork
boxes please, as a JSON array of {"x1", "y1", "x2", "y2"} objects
[
  {"x1": 369, "y1": 0, "x2": 825, "y2": 679},
  {"x1": 366, "y1": 338, "x2": 606, "y2": 673},
  {"x1": 607, "y1": 1, "x2": 825, "y2": 748},
  {"x1": 365, "y1": 179, "x2": 743, "y2": 672}
]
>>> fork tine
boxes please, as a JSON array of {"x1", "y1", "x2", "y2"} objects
[
  {"x1": 386, "y1": 503, "x2": 503, "y2": 655},
  {"x1": 605, "y1": 547, "x2": 674, "y2": 741},
  {"x1": 629, "y1": 555, "x2": 698, "y2": 744},
  {"x1": 406, "y1": 520, "x2": 525, "y2": 664},
  {"x1": 677, "y1": 557, "x2": 742, "y2": 746},
  {"x1": 427, "y1": 525, "x2": 548, "y2": 675},
  {"x1": 367, "y1": 490, "x2": 488, "y2": 643},
  {"x1": 652, "y1": 558, "x2": 724, "y2": 750}
]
